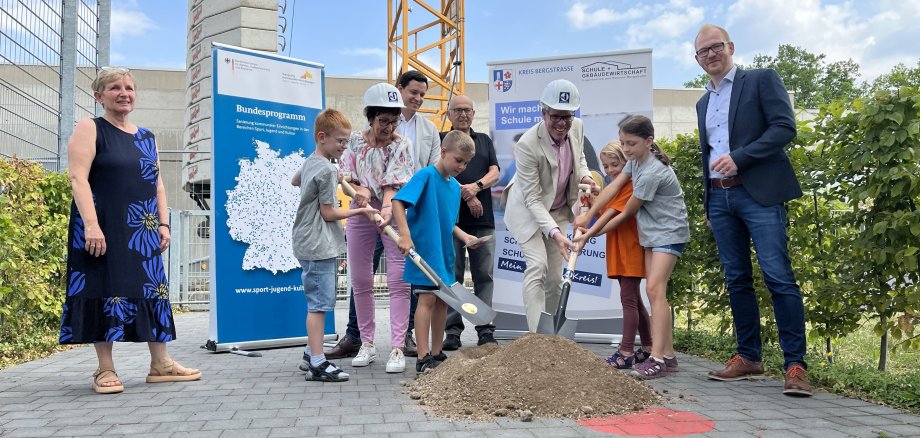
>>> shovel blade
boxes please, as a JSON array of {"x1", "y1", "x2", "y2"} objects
[
  {"x1": 536, "y1": 311, "x2": 555, "y2": 334},
  {"x1": 441, "y1": 282, "x2": 496, "y2": 327},
  {"x1": 555, "y1": 318, "x2": 578, "y2": 339}
]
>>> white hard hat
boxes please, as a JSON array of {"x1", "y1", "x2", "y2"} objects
[
  {"x1": 540, "y1": 79, "x2": 580, "y2": 111},
  {"x1": 363, "y1": 83, "x2": 405, "y2": 108}
]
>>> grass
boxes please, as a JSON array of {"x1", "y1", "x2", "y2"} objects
[
  {"x1": 0, "y1": 320, "x2": 71, "y2": 370},
  {"x1": 673, "y1": 312, "x2": 920, "y2": 412}
]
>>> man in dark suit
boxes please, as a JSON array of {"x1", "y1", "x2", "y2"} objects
[{"x1": 694, "y1": 24, "x2": 811, "y2": 396}]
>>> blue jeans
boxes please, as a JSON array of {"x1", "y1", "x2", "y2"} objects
[{"x1": 708, "y1": 186, "x2": 807, "y2": 369}]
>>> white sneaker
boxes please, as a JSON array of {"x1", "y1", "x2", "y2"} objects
[
  {"x1": 385, "y1": 348, "x2": 405, "y2": 373},
  {"x1": 351, "y1": 342, "x2": 377, "y2": 367}
]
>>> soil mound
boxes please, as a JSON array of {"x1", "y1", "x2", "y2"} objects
[{"x1": 407, "y1": 333, "x2": 658, "y2": 421}]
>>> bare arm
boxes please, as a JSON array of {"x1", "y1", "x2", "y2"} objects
[
  {"x1": 67, "y1": 118, "x2": 106, "y2": 257},
  {"x1": 392, "y1": 199, "x2": 413, "y2": 255},
  {"x1": 154, "y1": 138, "x2": 171, "y2": 250},
  {"x1": 291, "y1": 172, "x2": 301, "y2": 186},
  {"x1": 597, "y1": 195, "x2": 643, "y2": 235},
  {"x1": 574, "y1": 172, "x2": 629, "y2": 230},
  {"x1": 319, "y1": 204, "x2": 375, "y2": 222}
]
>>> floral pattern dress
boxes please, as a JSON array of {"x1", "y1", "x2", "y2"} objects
[
  {"x1": 60, "y1": 117, "x2": 176, "y2": 343},
  {"x1": 339, "y1": 130, "x2": 414, "y2": 200}
]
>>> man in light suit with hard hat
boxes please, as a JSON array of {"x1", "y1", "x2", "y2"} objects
[{"x1": 502, "y1": 79, "x2": 595, "y2": 332}]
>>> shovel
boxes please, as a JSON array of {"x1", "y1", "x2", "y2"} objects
[
  {"x1": 536, "y1": 184, "x2": 592, "y2": 336},
  {"x1": 340, "y1": 180, "x2": 497, "y2": 327}
]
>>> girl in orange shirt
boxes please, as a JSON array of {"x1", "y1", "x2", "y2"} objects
[{"x1": 588, "y1": 141, "x2": 653, "y2": 369}]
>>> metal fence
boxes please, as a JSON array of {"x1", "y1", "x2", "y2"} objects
[{"x1": 0, "y1": 0, "x2": 109, "y2": 171}]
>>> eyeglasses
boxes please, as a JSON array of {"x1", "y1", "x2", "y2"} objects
[
  {"x1": 547, "y1": 114, "x2": 574, "y2": 123},
  {"x1": 695, "y1": 42, "x2": 729, "y2": 58},
  {"x1": 450, "y1": 108, "x2": 474, "y2": 115},
  {"x1": 375, "y1": 117, "x2": 399, "y2": 128}
]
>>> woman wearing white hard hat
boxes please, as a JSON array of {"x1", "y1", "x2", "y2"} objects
[{"x1": 339, "y1": 82, "x2": 414, "y2": 373}]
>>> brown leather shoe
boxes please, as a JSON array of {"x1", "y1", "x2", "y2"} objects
[
  {"x1": 403, "y1": 332, "x2": 418, "y2": 357},
  {"x1": 708, "y1": 354, "x2": 765, "y2": 381},
  {"x1": 783, "y1": 365, "x2": 813, "y2": 396},
  {"x1": 325, "y1": 336, "x2": 361, "y2": 360}
]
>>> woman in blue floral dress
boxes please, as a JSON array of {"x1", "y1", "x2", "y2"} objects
[{"x1": 61, "y1": 68, "x2": 201, "y2": 394}]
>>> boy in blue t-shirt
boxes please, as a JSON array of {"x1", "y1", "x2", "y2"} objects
[{"x1": 393, "y1": 131, "x2": 481, "y2": 373}]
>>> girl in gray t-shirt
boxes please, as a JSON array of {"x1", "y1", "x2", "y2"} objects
[{"x1": 574, "y1": 115, "x2": 689, "y2": 380}]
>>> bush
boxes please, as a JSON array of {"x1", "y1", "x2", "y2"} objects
[{"x1": 0, "y1": 157, "x2": 70, "y2": 366}]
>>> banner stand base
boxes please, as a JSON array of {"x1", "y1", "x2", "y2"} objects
[
  {"x1": 202, "y1": 334, "x2": 338, "y2": 353},
  {"x1": 494, "y1": 329, "x2": 618, "y2": 344}
]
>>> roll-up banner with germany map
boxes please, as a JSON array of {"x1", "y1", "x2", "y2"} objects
[
  {"x1": 487, "y1": 49, "x2": 653, "y2": 343},
  {"x1": 207, "y1": 43, "x2": 332, "y2": 351}
]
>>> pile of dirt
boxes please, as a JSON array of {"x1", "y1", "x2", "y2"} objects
[{"x1": 406, "y1": 333, "x2": 659, "y2": 421}]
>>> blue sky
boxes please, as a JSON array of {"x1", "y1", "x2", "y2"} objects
[{"x1": 112, "y1": 0, "x2": 920, "y2": 87}]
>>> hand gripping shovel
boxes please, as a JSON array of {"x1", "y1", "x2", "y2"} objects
[
  {"x1": 340, "y1": 180, "x2": 496, "y2": 327},
  {"x1": 539, "y1": 184, "x2": 592, "y2": 337}
]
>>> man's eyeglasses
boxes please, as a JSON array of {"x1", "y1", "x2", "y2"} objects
[
  {"x1": 695, "y1": 42, "x2": 729, "y2": 58},
  {"x1": 547, "y1": 114, "x2": 574, "y2": 124},
  {"x1": 450, "y1": 108, "x2": 474, "y2": 115},
  {"x1": 375, "y1": 117, "x2": 399, "y2": 128}
]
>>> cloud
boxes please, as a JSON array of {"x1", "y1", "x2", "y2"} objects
[
  {"x1": 110, "y1": 6, "x2": 156, "y2": 38},
  {"x1": 566, "y1": 2, "x2": 647, "y2": 30},
  {"x1": 341, "y1": 48, "x2": 387, "y2": 59},
  {"x1": 725, "y1": 0, "x2": 920, "y2": 82}
]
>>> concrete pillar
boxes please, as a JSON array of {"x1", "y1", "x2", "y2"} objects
[
  {"x1": 96, "y1": 0, "x2": 111, "y2": 117},
  {"x1": 182, "y1": 0, "x2": 278, "y2": 193},
  {"x1": 59, "y1": 0, "x2": 78, "y2": 170}
]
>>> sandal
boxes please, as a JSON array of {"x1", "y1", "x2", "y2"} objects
[
  {"x1": 146, "y1": 359, "x2": 202, "y2": 383},
  {"x1": 604, "y1": 350, "x2": 635, "y2": 369},
  {"x1": 634, "y1": 348, "x2": 652, "y2": 364},
  {"x1": 308, "y1": 361, "x2": 349, "y2": 382},
  {"x1": 92, "y1": 368, "x2": 124, "y2": 394},
  {"x1": 630, "y1": 357, "x2": 667, "y2": 380}
]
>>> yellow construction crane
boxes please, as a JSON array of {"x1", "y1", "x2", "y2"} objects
[{"x1": 387, "y1": 0, "x2": 465, "y2": 130}]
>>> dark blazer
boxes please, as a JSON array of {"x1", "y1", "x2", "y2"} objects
[{"x1": 696, "y1": 67, "x2": 802, "y2": 216}]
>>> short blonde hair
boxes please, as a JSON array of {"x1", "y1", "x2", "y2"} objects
[
  {"x1": 313, "y1": 108, "x2": 352, "y2": 141},
  {"x1": 600, "y1": 140, "x2": 626, "y2": 164},
  {"x1": 92, "y1": 67, "x2": 135, "y2": 94},
  {"x1": 442, "y1": 130, "x2": 475, "y2": 156},
  {"x1": 695, "y1": 24, "x2": 731, "y2": 47}
]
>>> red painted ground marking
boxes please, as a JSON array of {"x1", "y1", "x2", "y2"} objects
[{"x1": 579, "y1": 408, "x2": 716, "y2": 437}]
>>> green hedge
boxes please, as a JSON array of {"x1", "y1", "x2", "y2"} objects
[{"x1": 0, "y1": 157, "x2": 70, "y2": 366}]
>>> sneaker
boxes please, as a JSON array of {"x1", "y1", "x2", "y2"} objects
[
  {"x1": 351, "y1": 342, "x2": 377, "y2": 367},
  {"x1": 415, "y1": 354, "x2": 435, "y2": 373},
  {"x1": 477, "y1": 332, "x2": 498, "y2": 346},
  {"x1": 327, "y1": 336, "x2": 362, "y2": 360},
  {"x1": 783, "y1": 364, "x2": 813, "y2": 397},
  {"x1": 664, "y1": 355, "x2": 678, "y2": 373},
  {"x1": 404, "y1": 332, "x2": 418, "y2": 357},
  {"x1": 298, "y1": 352, "x2": 311, "y2": 372},
  {"x1": 631, "y1": 357, "x2": 667, "y2": 379},
  {"x1": 708, "y1": 354, "x2": 764, "y2": 381},
  {"x1": 307, "y1": 361, "x2": 349, "y2": 382},
  {"x1": 385, "y1": 348, "x2": 405, "y2": 373},
  {"x1": 443, "y1": 334, "x2": 462, "y2": 351},
  {"x1": 431, "y1": 351, "x2": 448, "y2": 367}
]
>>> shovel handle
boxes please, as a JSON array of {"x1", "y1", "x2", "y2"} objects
[{"x1": 339, "y1": 179, "x2": 441, "y2": 286}]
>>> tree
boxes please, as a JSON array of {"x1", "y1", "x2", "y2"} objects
[
  {"x1": 865, "y1": 59, "x2": 920, "y2": 95},
  {"x1": 683, "y1": 44, "x2": 862, "y2": 108}
]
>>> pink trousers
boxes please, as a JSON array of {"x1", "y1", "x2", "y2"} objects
[{"x1": 345, "y1": 198, "x2": 410, "y2": 348}]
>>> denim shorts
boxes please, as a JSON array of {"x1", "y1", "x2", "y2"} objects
[
  {"x1": 651, "y1": 242, "x2": 687, "y2": 257},
  {"x1": 299, "y1": 258, "x2": 336, "y2": 312},
  {"x1": 411, "y1": 284, "x2": 439, "y2": 295}
]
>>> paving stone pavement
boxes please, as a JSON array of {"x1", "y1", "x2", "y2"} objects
[{"x1": 2, "y1": 305, "x2": 919, "y2": 437}]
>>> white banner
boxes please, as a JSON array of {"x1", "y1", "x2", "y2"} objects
[{"x1": 487, "y1": 49, "x2": 653, "y2": 342}]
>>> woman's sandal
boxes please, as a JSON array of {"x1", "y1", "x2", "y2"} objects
[
  {"x1": 604, "y1": 350, "x2": 636, "y2": 370},
  {"x1": 146, "y1": 360, "x2": 202, "y2": 383},
  {"x1": 92, "y1": 368, "x2": 124, "y2": 394}
]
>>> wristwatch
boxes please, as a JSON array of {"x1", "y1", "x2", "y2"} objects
[{"x1": 475, "y1": 180, "x2": 484, "y2": 189}]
